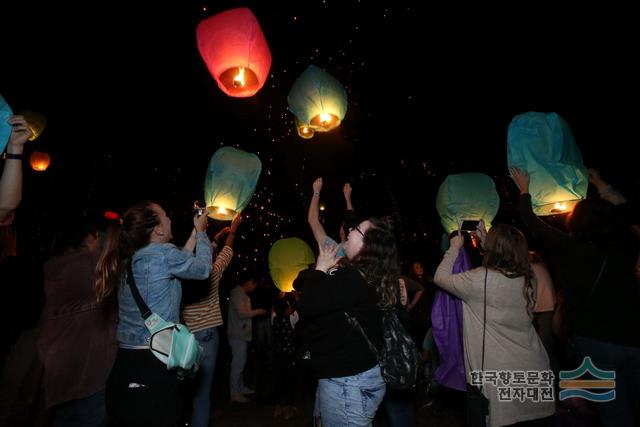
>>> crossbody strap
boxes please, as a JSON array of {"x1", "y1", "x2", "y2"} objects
[
  {"x1": 127, "y1": 262, "x2": 152, "y2": 320},
  {"x1": 344, "y1": 311, "x2": 380, "y2": 359},
  {"x1": 480, "y1": 268, "x2": 487, "y2": 392},
  {"x1": 589, "y1": 255, "x2": 608, "y2": 297}
]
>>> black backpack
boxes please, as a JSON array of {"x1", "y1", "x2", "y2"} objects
[{"x1": 345, "y1": 307, "x2": 421, "y2": 391}]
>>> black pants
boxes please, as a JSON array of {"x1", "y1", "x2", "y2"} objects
[{"x1": 106, "y1": 349, "x2": 184, "y2": 427}]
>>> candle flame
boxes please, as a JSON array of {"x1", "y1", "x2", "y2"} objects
[
  {"x1": 553, "y1": 202, "x2": 567, "y2": 212},
  {"x1": 319, "y1": 112, "x2": 332, "y2": 126},
  {"x1": 233, "y1": 67, "x2": 246, "y2": 88}
]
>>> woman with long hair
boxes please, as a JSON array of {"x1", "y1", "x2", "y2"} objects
[
  {"x1": 297, "y1": 217, "x2": 398, "y2": 426},
  {"x1": 434, "y1": 225, "x2": 554, "y2": 427},
  {"x1": 96, "y1": 201, "x2": 211, "y2": 427}
]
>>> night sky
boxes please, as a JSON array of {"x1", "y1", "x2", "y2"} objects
[{"x1": 2, "y1": 1, "x2": 638, "y2": 272}]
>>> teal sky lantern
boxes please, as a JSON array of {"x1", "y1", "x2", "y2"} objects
[
  {"x1": 269, "y1": 237, "x2": 315, "y2": 293},
  {"x1": 0, "y1": 94, "x2": 13, "y2": 154},
  {"x1": 288, "y1": 65, "x2": 347, "y2": 134},
  {"x1": 204, "y1": 146, "x2": 261, "y2": 221},
  {"x1": 507, "y1": 112, "x2": 588, "y2": 216},
  {"x1": 436, "y1": 173, "x2": 500, "y2": 234}
]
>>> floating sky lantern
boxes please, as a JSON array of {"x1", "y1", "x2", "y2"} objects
[
  {"x1": 30, "y1": 151, "x2": 51, "y2": 172},
  {"x1": 20, "y1": 110, "x2": 47, "y2": 141},
  {"x1": 295, "y1": 117, "x2": 314, "y2": 139},
  {"x1": 204, "y1": 146, "x2": 261, "y2": 220},
  {"x1": 436, "y1": 173, "x2": 500, "y2": 234},
  {"x1": 269, "y1": 237, "x2": 315, "y2": 292},
  {"x1": 288, "y1": 65, "x2": 347, "y2": 134},
  {"x1": 0, "y1": 94, "x2": 13, "y2": 154},
  {"x1": 507, "y1": 112, "x2": 587, "y2": 216},
  {"x1": 196, "y1": 8, "x2": 272, "y2": 97}
]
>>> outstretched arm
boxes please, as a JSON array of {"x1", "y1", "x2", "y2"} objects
[
  {"x1": 589, "y1": 168, "x2": 626, "y2": 206},
  {"x1": 308, "y1": 178, "x2": 328, "y2": 244},
  {"x1": 343, "y1": 183, "x2": 354, "y2": 212}
]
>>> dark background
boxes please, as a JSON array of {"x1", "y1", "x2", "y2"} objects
[{"x1": 1, "y1": 0, "x2": 638, "y2": 273}]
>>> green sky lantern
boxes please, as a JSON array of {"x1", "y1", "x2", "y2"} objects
[
  {"x1": 436, "y1": 173, "x2": 500, "y2": 234},
  {"x1": 295, "y1": 116, "x2": 314, "y2": 139},
  {"x1": 204, "y1": 146, "x2": 261, "y2": 221},
  {"x1": 507, "y1": 112, "x2": 587, "y2": 216},
  {"x1": 269, "y1": 237, "x2": 315, "y2": 293},
  {"x1": 287, "y1": 65, "x2": 347, "y2": 133}
]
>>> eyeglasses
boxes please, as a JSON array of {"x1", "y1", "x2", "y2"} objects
[{"x1": 350, "y1": 225, "x2": 364, "y2": 237}]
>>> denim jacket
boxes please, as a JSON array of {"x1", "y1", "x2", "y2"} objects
[{"x1": 117, "y1": 232, "x2": 212, "y2": 347}]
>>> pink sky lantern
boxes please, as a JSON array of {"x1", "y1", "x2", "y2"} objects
[{"x1": 196, "y1": 8, "x2": 272, "y2": 98}]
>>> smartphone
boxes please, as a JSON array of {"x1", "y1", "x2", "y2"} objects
[{"x1": 460, "y1": 220, "x2": 480, "y2": 232}]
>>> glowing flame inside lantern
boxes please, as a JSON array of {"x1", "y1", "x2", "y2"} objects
[
  {"x1": 217, "y1": 206, "x2": 228, "y2": 216},
  {"x1": 29, "y1": 151, "x2": 51, "y2": 172},
  {"x1": 301, "y1": 126, "x2": 311, "y2": 135},
  {"x1": 552, "y1": 202, "x2": 567, "y2": 212},
  {"x1": 319, "y1": 112, "x2": 332, "y2": 126},
  {"x1": 233, "y1": 67, "x2": 246, "y2": 88}
]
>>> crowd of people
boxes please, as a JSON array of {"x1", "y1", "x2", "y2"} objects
[{"x1": 1, "y1": 113, "x2": 639, "y2": 426}]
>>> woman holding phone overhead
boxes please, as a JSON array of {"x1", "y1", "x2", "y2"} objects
[{"x1": 434, "y1": 224, "x2": 554, "y2": 427}]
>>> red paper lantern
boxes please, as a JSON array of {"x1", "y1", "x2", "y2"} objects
[
  {"x1": 103, "y1": 211, "x2": 120, "y2": 220},
  {"x1": 196, "y1": 8, "x2": 272, "y2": 98},
  {"x1": 30, "y1": 151, "x2": 51, "y2": 172}
]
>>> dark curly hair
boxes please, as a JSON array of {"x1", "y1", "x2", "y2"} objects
[{"x1": 346, "y1": 218, "x2": 400, "y2": 308}]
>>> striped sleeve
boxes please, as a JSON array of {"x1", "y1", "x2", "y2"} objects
[{"x1": 182, "y1": 246, "x2": 234, "y2": 332}]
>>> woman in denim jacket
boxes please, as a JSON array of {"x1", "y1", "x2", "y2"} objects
[{"x1": 95, "y1": 201, "x2": 211, "y2": 427}]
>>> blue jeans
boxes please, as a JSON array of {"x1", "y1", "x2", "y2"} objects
[
  {"x1": 191, "y1": 327, "x2": 219, "y2": 427},
  {"x1": 573, "y1": 336, "x2": 640, "y2": 427},
  {"x1": 317, "y1": 365, "x2": 386, "y2": 427}
]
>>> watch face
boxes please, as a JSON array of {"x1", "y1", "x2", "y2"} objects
[{"x1": 0, "y1": 94, "x2": 13, "y2": 154}]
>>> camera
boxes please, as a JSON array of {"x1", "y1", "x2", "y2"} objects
[
  {"x1": 193, "y1": 201, "x2": 206, "y2": 217},
  {"x1": 460, "y1": 219, "x2": 480, "y2": 232}
]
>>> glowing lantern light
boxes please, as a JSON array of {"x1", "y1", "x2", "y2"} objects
[
  {"x1": 295, "y1": 117, "x2": 314, "y2": 139},
  {"x1": 319, "y1": 202, "x2": 326, "y2": 211},
  {"x1": 288, "y1": 65, "x2": 347, "y2": 133},
  {"x1": 0, "y1": 94, "x2": 13, "y2": 154},
  {"x1": 196, "y1": 8, "x2": 272, "y2": 98},
  {"x1": 204, "y1": 146, "x2": 261, "y2": 220},
  {"x1": 507, "y1": 112, "x2": 587, "y2": 216},
  {"x1": 30, "y1": 151, "x2": 51, "y2": 172},
  {"x1": 20, "y1": 110, "x2": 47, "y2": 141},
  {"x1": 436, "y1": 173, "x2": 500, "y2": 234},
  {"x1": 269, "y1": 237, "x2": 315, "y2": 292},
  {"x1": 104, "y1": 211, "x2": 120, "y2": 220}
]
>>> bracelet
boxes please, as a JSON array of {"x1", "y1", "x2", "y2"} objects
[
  {"x1": 2, "y1": 152, "x2": 23, "y2": 160},
  {"x1": 313, "y1": 192, "x2": 320, "y2": 196}
]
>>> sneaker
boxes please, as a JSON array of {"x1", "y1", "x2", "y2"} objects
[
  {"x1": 231, "y1": 394, "x2": 250, "y2": 403},
  {"x1": 240, "y1": 387, "x2": 256, "y2": 395}
]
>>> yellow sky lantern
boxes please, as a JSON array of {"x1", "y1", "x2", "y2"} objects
[
  {"x1": 21, "y1": 110, "x2": 47, "y2": 141},
  {"x1": 269, "y1": 238, "x2": 315, "y2": 292}
]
